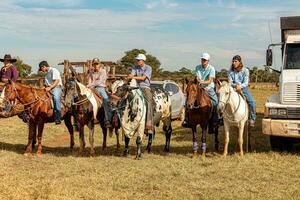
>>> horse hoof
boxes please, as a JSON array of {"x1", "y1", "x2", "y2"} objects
[
  {"x1": 135, "y1": 154, "x2": 142, "y2": 160},
  {"x1": 123, "y1": 149, "x2": 129, "y2": 157},
  {"x1": 24, "y1": 152, "x2": 32, "y2": 157},
  {"x1": 192, "y1": 152, "x2": 198, "y2": 159},
  {"x1": 36, "y1": 153, "x2": 42, "y2": 157},
  {"x1": 163, "y1": 148, "x2": 170, "y2": 153},
  {"x1": 201, "y1": 153, "x2": 206, "y2": 160}
]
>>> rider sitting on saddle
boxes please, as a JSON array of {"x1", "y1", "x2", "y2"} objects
[
  {"x1": 127, "y1": 53, "x2": 153, "y2": 135},
  {"x1": 182, "y1": 53, "x2": 219, "y2": 130},
  {"x1": 228, "y1": 55, "x2": 256, "y2": 127},
  {"x1": 87, "y1": 58, "x2": 112, "y2": 128},
  {"x1": 39, "y1": 61, "x2": 62, "y2": 125},
  {"x1": 0, "y1": 54, "x2": 19, "y2": 83}
]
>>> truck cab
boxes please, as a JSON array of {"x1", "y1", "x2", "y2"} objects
[{"x1": 263, "y1": 16, "x2": 300, "y2": 150}]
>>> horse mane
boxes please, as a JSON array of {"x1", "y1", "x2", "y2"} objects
[{"x1": 14, "y1": 82, "x2": 46, "y2": 91}]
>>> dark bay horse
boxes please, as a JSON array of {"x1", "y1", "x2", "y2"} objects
[
  {"x1": 64, "y1": 79, "x2": 120, "y2": 156},
  {"x1": 186, "y1": 79, "x2": 219, "y2": 158},
  {"x1": 0, "y1": 81, "x2": 74, "y2": 156}
]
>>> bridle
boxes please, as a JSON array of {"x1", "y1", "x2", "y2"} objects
[
  {"x1": 187, "y1": 83, "x2": 201, "y2": 109},
  {"x1": 219, "y1": 86, "x2": 246, "y2": 122}
]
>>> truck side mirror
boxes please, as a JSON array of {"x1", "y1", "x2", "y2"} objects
[{"x1": 266, "y1": 49, "x2": 273, "y2": 66}]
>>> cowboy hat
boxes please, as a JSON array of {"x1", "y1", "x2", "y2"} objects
[{"x1": 0, "y1": 54, "x2": 17, "y2": 63}]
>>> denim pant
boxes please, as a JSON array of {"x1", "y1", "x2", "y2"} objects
[
  {"x1": 95, "y1": 86, "x2": 112, "y2": 122},
  {"x1": 51, "y1": 85, "x2": 62, "y2": 121},
  {"x1": 142, "y1": 88, "x2": 153, "y2": 131},
  {"x1": 242, "y1": 87, "x2": 256, "y2": 121}
]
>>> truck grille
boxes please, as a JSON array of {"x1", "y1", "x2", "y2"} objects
[
  {"x1": 283, "y1": 83, "x2": 300, "y2": 104},
  {"x1": 287, "y1": 108, "x2": 300, "y2": 118}
]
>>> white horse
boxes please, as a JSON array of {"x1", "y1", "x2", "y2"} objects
[{"x1": 217, "y1": 82, "x2": 248, "y2": 157}]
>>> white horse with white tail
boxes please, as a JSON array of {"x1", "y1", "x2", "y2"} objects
[{"x1": 217, "y1": 81, "x2": 249, "y2": 157}]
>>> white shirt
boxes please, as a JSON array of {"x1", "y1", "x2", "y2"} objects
[{"x1": 45, "y1": 67, "x2": 62, "y2": 87}]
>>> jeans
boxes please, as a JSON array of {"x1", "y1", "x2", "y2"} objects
[
  {"x1": 51, "y1": 85, "x2": 62, "y2": 121},
  {"x1": 95, "y1": 86, "x2": 112, "y2": 122},
  {"x1": 242, "y1": 87, "x2": 256, "y2": 121},
  {"x1": 142, "y1": 88, "x2": 153, "y2": 132}
]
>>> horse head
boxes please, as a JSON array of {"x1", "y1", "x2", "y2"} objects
[
  {"x1": 64, "y1": 78, "x2": 79, "y2": 108},
  {"x1": 111, "y1": 79, "x2": 137, "y2": 109},
  {"x1": 186, "y1": 79, "x2": 202, "y2": 109},
  {"x1": 217, "y1": 81, "x2": 233, "y2": 114}
]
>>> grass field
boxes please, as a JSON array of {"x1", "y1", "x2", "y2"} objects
[{"x1": 0, "y1": 89, "x2": 299, "y2": 200}]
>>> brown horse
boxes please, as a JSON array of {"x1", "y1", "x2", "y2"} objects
[
  {"x1": 0, "y1": 81, "x2": 74, "y2": 156},
  {"x1": 64, "y1": 79, "x2": 121, "y2": 156},
  {"x1": 186, "y1": 78, "x2": 219, "y2": 158}
]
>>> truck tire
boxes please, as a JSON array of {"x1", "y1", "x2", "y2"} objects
[{"x1": 270, "y1": 136, "x2": 295, "y2": 152}]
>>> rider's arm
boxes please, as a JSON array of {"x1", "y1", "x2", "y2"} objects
[
  {"x1": 128, "y1": 74, "x2": 147, "y2": 81},
  {"x1": 46, "y1": 79, "x2": 59, "y2": 91},
  {"x1": 228, "y1": 70, "x2": 237, "y2": 88},
  {"x1": 240, "y1": 69, "x2": 249, "y2": 88}
]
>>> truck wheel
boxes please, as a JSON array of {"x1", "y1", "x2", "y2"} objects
[{"x1": 270, "y1": 136, "x2": 295, "y2": 152}]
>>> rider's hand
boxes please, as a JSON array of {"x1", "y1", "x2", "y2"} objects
[
  {"x1": 45, "y1": 87, "x2": 51, "y2": 92},
  {"x1": 236, "y1": 85, "x2": 241, "y2": 93},
  {"x1": 197, "y1": 77, "x2": 202, "y2": 84}
]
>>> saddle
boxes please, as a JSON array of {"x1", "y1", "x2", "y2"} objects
[{"x1": 90, "y1": 88, "x2": 103, "y2": 106}]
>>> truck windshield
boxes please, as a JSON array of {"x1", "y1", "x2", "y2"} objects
[{"x1": 284, "y1": 43, "x2": 300, "y2": 69}]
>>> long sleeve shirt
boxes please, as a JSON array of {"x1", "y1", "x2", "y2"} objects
[
  {"x1": 87, "y1": 67, "x2": 107, "y2": 88},
  {"x1": 0, "y1": 64, "x2": 19, "y2": 82},
  {"x1": 194, "y1": 64, "x2": 215, "y2": 90},
  {"x1": 228, "y1": 67, "x2": 249, "y2": 88}
]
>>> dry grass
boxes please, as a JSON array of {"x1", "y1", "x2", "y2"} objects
[{"x1": 0, "y1": 89, "x2": 299, "y2": 200}]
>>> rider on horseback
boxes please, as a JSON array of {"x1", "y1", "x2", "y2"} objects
[
  {"x1": 228, "y1": 55, "x2": 256, "y2": 127},
  {"x1": 127, "y1": 53, "x2": 154, "y2": 135},
  {"x1": 182, "y1": 53, "x2": 219, "y2": 130},
  {"x1": 87, "y1": 58, "x2": 112, "y2": 128},
  {"x1": 39, "y1": 61, "x2": 62, "y2": 125}
]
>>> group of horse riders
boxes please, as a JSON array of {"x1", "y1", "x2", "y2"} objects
[{"x1": 0, "y1": 52, "x2": 256, "y2": 131}]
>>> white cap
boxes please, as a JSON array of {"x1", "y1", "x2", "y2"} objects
[
  {"x1": 201, "y1": 52, "x2": 210, "y2": 61},
  {"x1": 135, "y1": 53, "x2": 146, "y2": 61}
]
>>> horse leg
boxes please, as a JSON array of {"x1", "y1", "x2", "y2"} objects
[
  {"x1": 192, "y1": 126, "x2": 199, "y2": 158},
  {"x1": 223, "y1": 123, "x2": 230, "y2": 157},
  {"x1": 31, "y1": 124, "x2": 37, "y2": 150},
  {"x1": 201, "y1": 125, "x2": 208, "y2": 158},
  {"x1": 36, "y1": 121, "x2": 45, "y2": 156},
  {"x1": 214, "y1": 126, "x2": 219, "y2": 152},
  {"x1": 115, "y1": 128, "x2": 120, "y2": 150},
  {"x1": 64, "y1": 113, "x2": 74, "y2": 149},
  {"x1": 163, "y1": 118, "x2": 172, "y2": 153},
  {"x1": 238, "y1": 124, "x2": 244, "y2": 157},
  {"x1": 78, "y1": 125, "x2": 85, "y2": 157},
  {"x1": 136, "y1": 135, "x2": 142, "y2": 160},
  {"x1": 102, "y1": 123, "x2": 107, "y2": 150},
  {"x1": 146, "y1": 132, "x2": 153, "y2": 153},
  {"x1": 25, "y1": 120, "x2": 35, "y2": 155},
  {"x1": 246, "y1": 122, "x2": 251, "y2": 152},
  {"x1": 88, "y1": 121, "x2": 95, "y2": 157},
  {"x1": 123, "y1": 136, "x2": 130, "y2": 157}
]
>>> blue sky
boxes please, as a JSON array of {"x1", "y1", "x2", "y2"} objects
[{"x1": 1, "y1": 0, "x2": 300, "y2": 72}]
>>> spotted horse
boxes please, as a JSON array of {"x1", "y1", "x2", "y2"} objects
[{"x1": 111, "y1": 79, "x2": 172, "y2": 159}]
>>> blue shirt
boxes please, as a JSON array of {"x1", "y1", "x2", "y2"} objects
[
  {"x1": 194, "y1": 64, "x2": 215, "y2": 90},
  {"x1": 131, "y1": 64, "x2": 152, "y2": 89},
  {"x1": 228, "y1": 67, "x2": 249, "y2": 88}
]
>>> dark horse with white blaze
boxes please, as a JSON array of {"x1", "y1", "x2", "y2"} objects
[
  {"x1": 64, "y1": 78, "x2": 121, "y2": 156},
  {"x1": 111, "y1": 79, "x2": 172, "y2": 159},
  {"x1": 0, "y1": 80, "x2": 74, "y2": 156},
  {"x1": 186, "y1": 78, "x2": 219, "y2": 158}
]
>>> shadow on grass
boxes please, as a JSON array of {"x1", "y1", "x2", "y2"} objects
[{"x1": 1, "y1": 113, "x2": 300, "y2": 157}]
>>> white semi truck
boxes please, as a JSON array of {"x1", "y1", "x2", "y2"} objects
[{"x1": 263, "y1": 16, "x2": 300, "y2": 150}]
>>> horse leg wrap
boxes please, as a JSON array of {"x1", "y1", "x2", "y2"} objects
[
  {"x1": 202, "y1": 143, "x2": 207, "y2": 152},
  {"x1": 193, "y1": 142, "x2": 199, "y2": 152}
]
